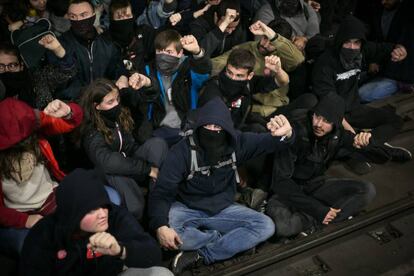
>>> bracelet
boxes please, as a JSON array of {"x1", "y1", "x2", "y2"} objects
[{"x1": 270, "y1": 34, "x2": 278, "y2": 42}]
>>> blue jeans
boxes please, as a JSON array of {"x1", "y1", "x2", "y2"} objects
[
  {"x1": 359, "y1": 77, "x2": 398, "y2": 103},
  {"x1": 104, "y1": 185, "x2": 121, "y2": 205},
  {"x1": 169, "y1": 202, "x2": 275, "y2": 265}
]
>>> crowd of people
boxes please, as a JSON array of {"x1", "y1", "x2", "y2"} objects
[{"x1": 0, "y1": 0, "x2": 413, "y2": 275}]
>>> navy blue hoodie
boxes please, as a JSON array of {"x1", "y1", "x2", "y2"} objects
[{"x1": 148, "y1": 97, "x2": 294, "y2": 231}]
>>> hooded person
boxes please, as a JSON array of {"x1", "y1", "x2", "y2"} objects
[
  {"x1": 20, "y1": 168, "x2": 173, "y2": 276},
  {"x1": 0, "y1": 98, "x2": 83, "y2": 258},
  {"x1": 148, "y1": 97, "x2": 296, "y2": 274},
  {"x1": 266, "y1": 92, "x2": 411, "y2": 238},
  {"x1": 312, "y1": 15, "x2": 409, "y2": 172}
]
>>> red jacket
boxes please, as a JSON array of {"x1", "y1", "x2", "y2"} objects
[{"x1": 0, "y1": 103, "x2": 83, "y2": 228}]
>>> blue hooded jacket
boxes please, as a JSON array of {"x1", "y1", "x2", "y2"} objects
[{"x1": 148, "y1": 97, "x2": 294, "y2": 231}]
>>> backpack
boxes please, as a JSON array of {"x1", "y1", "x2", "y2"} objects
[
  {"x1": 11, "y1": 18, "x2": 55, "y2": 69},
  {"x1": 179, "y1": 121, "x2": 241, "y2": 183}
]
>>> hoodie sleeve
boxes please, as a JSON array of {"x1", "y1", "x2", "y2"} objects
[
  {"x1": 39, "y1": 103, "x2": 83, "y2": 136},
  {"x1": 148, "y1": 143, "x2": 188, "y2": 231},
  {"x1": 311, "y1": 57, "x2": 338, "y2": 99},
  {"x1": 363, "y1": 41, "x2": 395, "y2": 65},
  {"x1": 83, "y1": 130, "x2": 152, "y2": 178},
  {"x1": 236, "y1": 131, "x2": 295, "y2": 165},
  {"x1": 190, "y1": 17, "x2": 223, "y2": 58},
  {"x1": 111, "y1": 207, "x2": 162, "y2": 268}
]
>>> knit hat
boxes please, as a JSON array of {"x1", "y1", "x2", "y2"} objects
[
  {"x1": 313, "y1": 93, "x2": 345, "y2": 128},
  {"x1": 0, "y1": 98, "x2": 37, "y2": 150}
]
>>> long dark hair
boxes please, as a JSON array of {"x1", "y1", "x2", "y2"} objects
[
  {"x1": 0, "y1": 134, "x2": 44, "y2": 181},
  {"x1": 79, "y1": 78, "x2": 134, "y2": 144}
]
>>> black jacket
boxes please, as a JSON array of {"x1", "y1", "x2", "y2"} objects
[
  {"x1": 20, "y1": 169, "x2": 162, "y2": 276},
  {"x1": 82, "y1": 121, "x2": 152, "y2": 181},
  {"x1": 148, "y1": 97, "x2": 294, "y2": 231},
  {"x1": 190, "y1": 15, "x2": 247, "y2": 58},
  {"x1": 48, "y1": 31, "x2": 126, "y2": 100},
  {"x1": 312, "y1": 16, "x2": 395, "y2": 112},
  {"x1": 198, "y1": 74, "x2": 277, "y2": 129}
]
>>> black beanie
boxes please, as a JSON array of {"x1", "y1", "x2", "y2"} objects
[{"x1": 313, "y1": 93, "x2": 345, "y2": 128}]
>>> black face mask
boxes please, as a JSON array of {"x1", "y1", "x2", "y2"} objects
[
  {"x1": 198, "y1": 126, "x2": 229, "y2": 165},
  {"x1": 218, "y1": 69, "x2": 249, "y2": 98},
  {"x1": 0, "y1": 70, "x2": 31, "y2": 98},
  {"x1": 110, "y1": 18, "x2": 135, "y2": 47},
  {"x1": 279, "y1": 0, "x2": 300, "y2": 17},
  {"x1": 71, "y1": 15, "x2": 97, "y2": 41},
  {"x1": 339, "y1": 47, "x2": 362, "y2": 70},
  {"x1": 155, "y1": 53, "x2": 181, "y2": 76},
  {"x1": 100, "y1": 104, "x2": 121, "y2": 122}
]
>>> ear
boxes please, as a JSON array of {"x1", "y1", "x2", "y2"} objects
[
  {"x1": 247, "y1": 71, "x2": 254, "y2": 80},
  {"x1": 94, "y1": 102, "x2": 102, "y2": 111}
]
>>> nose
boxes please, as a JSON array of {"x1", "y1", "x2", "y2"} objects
[{"x1": 96, "y1": 208, "x2": 107, "y2": 218}]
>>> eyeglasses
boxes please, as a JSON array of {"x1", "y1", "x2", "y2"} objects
[{"x1": 0, "y1": 62, "x2": 20, "y2": 73}]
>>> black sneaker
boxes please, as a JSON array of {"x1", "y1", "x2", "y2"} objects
[
  {"x1": 384, "y1": 143, "x2": 412, "y2": 162},
  {"x1": 345, "y1": 158, "x2": 372, "y2": 175},
  {"x1": 171, "y1": 251, "x2": 202, "y2": 275}
]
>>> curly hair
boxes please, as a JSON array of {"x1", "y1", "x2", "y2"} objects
[{"x1": 79, "y1": 78, "x2": 134, "y2": 144}]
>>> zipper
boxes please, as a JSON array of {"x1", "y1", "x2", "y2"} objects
[
  {"x1": 87, "y1": 41, "x2": 95, "y2": 82},
  {"x1": 115, "y1": 123, "x2": 126, "y2": 157}
]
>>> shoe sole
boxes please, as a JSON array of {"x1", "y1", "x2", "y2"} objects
[{"x1": 384, "y1": 142, "x2": 413, "y2": 159}]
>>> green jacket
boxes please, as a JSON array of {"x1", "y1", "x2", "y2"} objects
[{"x1": 211, "y1": 35, "x2": 304, "y2": 116}]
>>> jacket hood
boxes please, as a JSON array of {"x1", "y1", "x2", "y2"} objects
[
  {"x1": 313, "y1": 93, "x2": 345, "y2": 129},
  {"x1": 55, "y1": 169, "x2": 111, "y2": 240},
  {"x1": 0, "y1": 98, "x2": 37, "y2": 150},
  {"x1": 193, "y1": 97, "x2": 237, "y2": 143},
  {"x1": 334, "y1": 15, "x2": 367, "y2": 49}
]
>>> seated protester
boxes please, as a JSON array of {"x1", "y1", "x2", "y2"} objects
[
  {"x1": 254, "y1": 0, "x2": 320, "y2": 52},
  {"x1": 47, "y1": 0, "x2": 126, "y2": 101},
  {"x1": 20, "y1": 169, "x2": 173, "y2": 276},
  {"x1": 312, "y1": 15, "x2": 407, "y2": 172},
  {"x1": 80, "y1": 78, "x2": 168, "y2": 220},
  {"x1": 106, "y1": 0, "x2": 157, "y2": 73},
  {"x1": 266, "y1": 93, "x2": 411, "y2": 237},
  {"x1": 148, "y1": 97, "x2": 296, "y2": 274},
  {"x1": 190, "y1": 0, "x2": 247, "y2": 58},
  {"x1": 212, "y1": 20, "x2": 316, "y2": 119},
  {"x1": 199, "y1": 48, "x2": 288, "y2": 131},
  {"x1": 141, "y1": 30, "x2": 211, "y2": 146},
  {"x1": 358, "y1": 0, "x2": 414, "y2": 102},
  {"x1": 136, "y1": 0, "x2": 177, "y2": 29},
  {"x1": 0, "y1": 98, "x2": 83, "y2": 258},
  {"x1": 168, "y1": 0, "x2": 221, "y2": 35},
  {"x1": 0, "y1": 37, "x2": 75, "y2": 109}
]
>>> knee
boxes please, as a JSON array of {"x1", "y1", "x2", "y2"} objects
[
  {"x1": 361, "y1": 181, "x2": 376, "y2": 204},
  {"x1": 254, "y1": 213, "x2": 275, "y2": 240}
]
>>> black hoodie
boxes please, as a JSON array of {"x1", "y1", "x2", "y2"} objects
[
  {"x1": 312, "y1": 15, "x2": 395, "y2": 112},
  {"x1": 20, "y1": 169, "x2": 162, "y2": 276},
  {"x1": 148, "y1": 97, "x2": 294, "y2": 231}
]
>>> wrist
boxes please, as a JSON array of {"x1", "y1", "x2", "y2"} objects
[
  {"x1": 269, "y1": 33, "x2": 278, "y2": 42},
  {"x1": 64, "y1": 108, "x2": 73, "y2": 120},
  {"x1": 115, "y1": 242, "x2": 125, "y2": 258},
  {"x1": 54, "y1": 46, "x2": 66, "y2": 58}
]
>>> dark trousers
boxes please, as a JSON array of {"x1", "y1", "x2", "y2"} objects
[
  {"x1": 266, "y1": 178, "x2": 376, "y2": 237},
  {"x1": 345, "y1": 105, "x2": 403, "y2": 143}
]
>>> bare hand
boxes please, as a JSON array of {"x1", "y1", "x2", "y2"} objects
[
  {"x1": 308, "y1": 0, "x2": 321, "y2": 12},
  {"x1": 116, "y1": 75, "x2": 129, "y2": 90},
  {"x1": 265, "y1": 55, "x2": 282, "y2": 74},
  {"x1": 88, "y1": 232, "x2": 121, "y2": 256},
  {"x1": 353, "y1": 132, "x2": 372, "y2": 149},
  {"x1": 292, "y1": 36, "x2": 308, "y2": 51},
  {"x1": 43, "y1": 100, "x2": 72, "y2": 118},
  {"x1": 249, "y1": 20, "x2": 275, "y2": 39},
  {"x1": 169, "y1": 13, "x2": 182, "y2": 26},
  {"x1": 391, "y1": 45, "x2": 407, "y2": 62},
  {"x1": 368, "y1": 63, "x2": 380, "y2": 74},
  {"x1": 180, "y1": 35, "x2": 201, "y2": 55},
  {"x1": 39, "y1": 34, "x2": 66, "y2": 58},
  {"x1": 156, "y1": 226, "x2": 183, "y2": 250},
  {"x1": 128, "y1": 73, "x2": 151, "y2": 90},
  {"x1": 223, "y1": 8, "x2": 238, "y2": 24},
  {"x1": 267, "y1": 114, "x2": 293, "y2": 138},
  {"x1": 322, "y1": 208, "x2": 341, "y2": 225},
  {"x1": 149, "y1": 166, "x2": 159, "y2": 179},
  {"x1": 25, "y1": 214, "x2": 43, "y2": 228}
]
